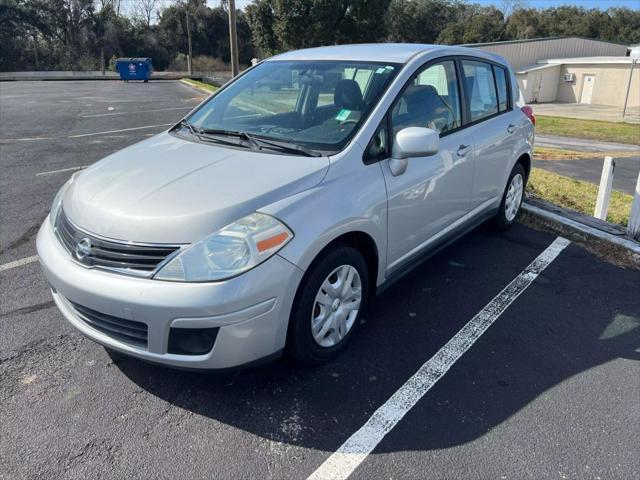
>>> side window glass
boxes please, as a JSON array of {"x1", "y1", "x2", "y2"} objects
[
  {"x1": 493, "y1": 65, "x2": 509, "y2": 112},
  {"x1": 390, "y1": 60, "x2": 461, "y2": 135},
  {"x1": 364, "y1": 119, "x2": 389, "y2": 162},
  {"x1": 462, "y1": 60, "x2": 498, "y2": 122}
]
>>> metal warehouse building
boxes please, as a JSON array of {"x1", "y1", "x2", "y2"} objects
[
  {"x1": 465, "y1": 37, "x2": 638, "y2": 110},
  {"x1": 465, "y1": 37, "x2": 628, "y2": 70}
]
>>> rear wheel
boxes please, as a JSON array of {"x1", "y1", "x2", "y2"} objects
[
  {"x1": 494, "y1": 163, "x2": 526, "y2": 230},
  {"x1": 287, "y1": 246, "x2": 369, "y2": 365}
]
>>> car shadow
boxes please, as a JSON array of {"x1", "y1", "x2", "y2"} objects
[{"x1": 110, "y1": 224, "x2": 640, "y2": 452}]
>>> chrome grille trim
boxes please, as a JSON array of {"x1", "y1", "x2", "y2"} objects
[{"x1": 54, "y1": 209, "x2": 184, "y2": 278}]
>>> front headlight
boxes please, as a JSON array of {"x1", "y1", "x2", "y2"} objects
[
  {"x1": 154, "y1": 213, "x2": 293, "y2": 282},
  {"x1": 49, "y1": 172, "x2": 80, "y2": 227}
]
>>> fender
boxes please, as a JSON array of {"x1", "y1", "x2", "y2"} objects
[
  {"x1": 259, "y1": 148, "x2": 388, "y2": 288},
  {"x1": 504, "y1": 118, "x2": 534, "y2": 189}
]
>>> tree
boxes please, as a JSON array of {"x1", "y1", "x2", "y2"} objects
[
  {"x1": 438, "y1": 5, "x2": 505, "y2": 44},
  {"x1": 499, "y1": 0, "x2": 527, "y2": 19},
  {"x1": 601, "y1": 7, "x2": 640, "y2": 45},
  {"x1": 3, "y1": 0, "x2": 640, "y2": 73},
  {"x1": 505, "y1": 8, "x2": 543, "y2": 39},
  {"x1": 386, "y1": 0, "x2": 458, "y2": 44},
  {"x1": 245, "y1": 0, "x2": 278, "y2": 56},
  {"x1": 246, "y1": 0, "x2": 390, "y2": 57},
  {"x1": 134, "y1": 0, "x2": 161, "y2": 28},
  {"x1": 156, "y1": 0, "x2": 253, "y2": 66},
  {"x1": 97, "y1": 0, "x2": 122, "y2": 16}
]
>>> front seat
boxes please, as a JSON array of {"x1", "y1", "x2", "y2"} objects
[
  {"x1": 310, "y1": 79, "x2": 364, "y2": 126},
  {"x1": 396, "y1": 85, "x2": 454, "y2": 133}
]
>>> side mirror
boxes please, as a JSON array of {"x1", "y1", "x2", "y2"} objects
[
  {"x1": 393, "y1": 127, "x2": 439, "y2": 159},
  {"x1": 389, "y1": 127, "x2": 439, "y2": 176}
]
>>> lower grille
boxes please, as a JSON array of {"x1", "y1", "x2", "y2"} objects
[
  {"x1": 54, "y1": 209, "x2": 181, "y2": 277},
  {"x1": 67, "y1": 299, "x2": 148, "y2": 348}
]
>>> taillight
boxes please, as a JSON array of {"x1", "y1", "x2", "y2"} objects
[{"x1": 521, "y1": 105, "x2": 536, "y2": 126}]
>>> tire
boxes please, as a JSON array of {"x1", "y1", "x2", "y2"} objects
[
  {"x1": 494, "y1": 162, "x2": 526, "y2": 230},
  {"x1": 287, "y1": 246, "x2": 369, "y2": 365}
]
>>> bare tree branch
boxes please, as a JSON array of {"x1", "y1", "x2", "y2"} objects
[{"x1": 134, "y1": 0, "x2": 161, "y2": 27}]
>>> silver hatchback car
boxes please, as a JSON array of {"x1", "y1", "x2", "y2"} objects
[{"x1": 37, "y1": 44, "x2": 534, "y2": 369}]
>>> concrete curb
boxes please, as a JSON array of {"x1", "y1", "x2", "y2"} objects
[
  {"x1": 522, "y1": 202, "x2": 640, "y2": 255},
  {"x1": 179, "y1": 79, "x2": 215, "y2": 95},
  {"x1": 535, "y1": 134, "x2": 640, "y2": 153},
  {"x1": 1, "y1": 71, "x2": 232, "y2": 82}
]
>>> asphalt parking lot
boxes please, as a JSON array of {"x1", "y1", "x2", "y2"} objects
[
  {"x1": 534, "y1": 156, "x2": 640, "y2": 195},
  {"x1": 1, "y1": 81, "x2": 639, "y2": 480}
]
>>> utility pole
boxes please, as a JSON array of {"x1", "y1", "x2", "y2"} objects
[
  {"x1": 186, "y1": 9, "x2": 193, "y2": 75},
  {"x1": 622, "y1": 58, "x2": 636, "y2": 120},
  {"x1": 32, "y1": 32, "x2": 39, "y2": 69},
  {"x1": 228, "y1": 0, "x2": 239, "y2": 77}
]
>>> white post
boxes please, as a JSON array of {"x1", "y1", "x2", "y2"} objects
[
  {"x1": 594, "y1": 156, "x2": 615, "y2": 221},
  {"x1": 628, "y1": 171, "x2": 640, "y2": 240}
]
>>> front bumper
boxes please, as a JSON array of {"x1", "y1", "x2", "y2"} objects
[{"x1": 37, "y1": 218, "x2": 304, "y2": 369}]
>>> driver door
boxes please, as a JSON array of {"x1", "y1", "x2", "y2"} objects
[{"x1": 380, "y1": 59, "x2": 474, "y2": 273}]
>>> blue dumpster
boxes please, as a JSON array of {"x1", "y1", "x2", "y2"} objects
[{"x1": 115, "y1": 58, "x2": 153, "y2": 82}]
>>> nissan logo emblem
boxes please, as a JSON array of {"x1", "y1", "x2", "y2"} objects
[{"x1": 75, "y1": 237, "x2": 92, "y2": 260}]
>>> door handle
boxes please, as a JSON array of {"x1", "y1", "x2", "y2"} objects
[
  {"x1": 457, "y1": 144, "x2": 471, "y2": 157},
  {"x1": 507, "y1": 124, "x2": 516, "y2": 134}
]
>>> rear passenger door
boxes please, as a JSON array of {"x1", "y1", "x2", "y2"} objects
[{"x1": 460, "y1": 59, "x2": 518, "y2": 206}]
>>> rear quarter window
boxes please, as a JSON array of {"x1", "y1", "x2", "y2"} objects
[{"x1": 493, "y1": 65, "x2": 510, "y2": 112}]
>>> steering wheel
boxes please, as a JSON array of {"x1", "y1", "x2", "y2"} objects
[{"x1": 339, "y1": 119, "x2": 359, "y2": 127}]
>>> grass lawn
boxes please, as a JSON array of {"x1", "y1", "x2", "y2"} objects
[
  {"x1": 533, "y1": 146, "x2": 639, "y2": 160},
  {"x1": 182, "y1": 78, "x2": 218, "y2": 92},
  {"x1": 536, "y1": 116, "x2": 640, "y2": 145},
  {"x1": 527, "y1": 167, "x2": 632, "y2": 226}
]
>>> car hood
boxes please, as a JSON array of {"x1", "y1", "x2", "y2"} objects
[{"x1": 63, "y1": 132, "x2": 330, "y2": 244}]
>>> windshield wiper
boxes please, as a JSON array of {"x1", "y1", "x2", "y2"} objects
[
  {"x1": 181, "y1": 125, "x2": 322, "y2": 157},
  {"x1": 250, "y1": 135, "x2": 322, "y2": 157},
  {"x1": 177, "y1": 124, "x2": 253, "y2": 150},
  {"x1": 177, "y1": 119, "x2": 202, "y2": 136},
  {"x1": 199, "y1": 128, "x2": 261, "y2": 150}
]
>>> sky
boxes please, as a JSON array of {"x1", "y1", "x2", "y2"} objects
[
  {"x1": 472, "y1": 0, "x2": 639, "y2": 9},
  {"x1": 228, "y1": 0, "x2": 640, "y2": 11}
]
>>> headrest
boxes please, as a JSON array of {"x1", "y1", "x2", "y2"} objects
[
  {"x1": 334, "y1": 79, "x2": 363, "y2": 110},
  {"x1": 403, "y1": 85, "x2": 441, "y2": 114}
]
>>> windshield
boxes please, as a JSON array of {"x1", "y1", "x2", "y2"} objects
[{"x1": 186, "y1": 60, "x2": 401, "y2": 153}]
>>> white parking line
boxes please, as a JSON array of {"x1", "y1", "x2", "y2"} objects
[
  {"x1": 308, "y1": 236, "x2": 571, "y2": 480},
  {"x1": 0, "y1": 255, "x2": 39, "y2": 272},
  {"x1": 0, "y1": 123, "x2": 173, "y2": 143},
  {"x1": 1, "y1": 136, "x2": 56, "y2": 142},
  {"x1": 36, "y1": 166, "x2": 86, "y2": 176},
  {"x1": 80, "y1": 106, "x2": 192, "y2": 118},
  {"x1": 68, "y1": 123, "x2": 173, "y2": 138}
]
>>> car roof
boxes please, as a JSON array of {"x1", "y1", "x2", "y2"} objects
[
  {"x1": 268, "y1": 43, "x2": 508, "y2": 66},
  {"x1": 269, "y1": 44, "x2": 445, "y2": 64}
]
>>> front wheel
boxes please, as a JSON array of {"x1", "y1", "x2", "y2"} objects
[
  {"x1": 494, "y1": 163, "x2": 526, "y2": 230},
  {"x1": 287, "y1": 246, "x2": 369, "y2": 365}
]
